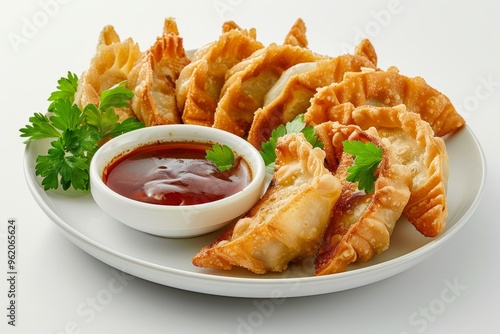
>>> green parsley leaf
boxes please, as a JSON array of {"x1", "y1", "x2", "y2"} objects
[
  {"x1": 19, "y1": 113, "x2": 61, "y2": 142},
  {"x1": 48, "y1": 71, "x2": 78, "y2": 111},
  {"x1": 50, "y1": 98, "x2": 85, "y2": 131},
  {"x1": 285, "y1": 114, "x2": 306, "y2": 133},
  {"x1": 35, "y1": 138, "x2": 90, "y2": 191},
  {"x1": 99, "y1": 81, "x2": 135, "y2": 112},
  {"x1": 205, "y1": 144, "x2": 235, "y2": 171},
  {"x1": 342, "y1": 140, "x2": 383, "y2": 193},
  {"x1": 20, "y1": 73, "x2": 144, "y2": 191},
  {"x1": 259, "y1": 114, "x2": 322, "y2": 172},
  {"x1": 106, "y1": 117, "x2": 145, "y2": 138},
  {"x1": 260, "y1": 124, "x2": 285, "y2": 167},
  {"x1": 84, "y1": 104, "x2": 120, "y2": 138}
]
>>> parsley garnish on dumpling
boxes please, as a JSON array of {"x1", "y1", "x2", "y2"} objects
[
  {"x1": 259, "y1": 114, "x2": 322, "y2": 173},
  {"x1": 257, "y1": 114, "x2": 382, "y2": 193},
  {"x1": 342, "y1": 140, "x2": 383, "y2": 193}
]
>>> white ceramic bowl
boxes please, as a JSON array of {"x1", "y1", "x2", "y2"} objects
[{"x1": 90, "y1": 124, "x2": 266, "y2": 238}]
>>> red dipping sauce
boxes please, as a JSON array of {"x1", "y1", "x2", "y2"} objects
[{"x1": 103, "y1": 142, "x2": 252, "y2": 206}]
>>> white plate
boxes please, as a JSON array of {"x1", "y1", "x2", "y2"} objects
[{"x1": 24, "y1": 126, "x2": 485, "y2": 298}]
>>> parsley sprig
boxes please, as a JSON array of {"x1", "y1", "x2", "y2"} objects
[
  {"x1": 20, "y1": 72, "x2": 144, "y2": 191},
  {"x1": 343, "y1": 140, "x2": 383, "y2": 193},
  {"x1": 205, "y1": 144, "x2": 235, "y2": 171},
  {"x1": 259, "y1": 114, "x2": 322, "y2": 172}
]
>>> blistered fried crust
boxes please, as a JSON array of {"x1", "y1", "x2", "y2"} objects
[
  {"x1": 247, "y1": 51, "x2": 377, "y2": 149},
  {"x1": 127, "y1": 18, "x2": 190, "y2": 126},
  {"x1": 162, "y1": 17, "x2": 180, "y2": 35},
  {"x1": 313, "y1": 123, "x2": 412, "y2": 275},
  {"x1": 283, "y1": 18, "x2": 308, "y2": 48},
  {"x1": 97, "y1": 25, "x2": 121, "y2": 46},
  {"x1": 74, "y1": 26, "x2": 142, "y2": 121},
  {"x1": 304, "y1": 67, "x2": 465, "y2": 137},
  {"x1": 212, "y1": 44, "x2": 323, "y2": 137},
  {"x1": 192, "y1": 133, "x2": 342, "y2": 274},
  {"x1": 354, "y1": 38, "x2": 378, "y2": 67},
  {"x1": 349, "y1": 104, "x2": 449, "y2": 237},
  {"x1": 176, "y1": 22, "x2": 263, "y2": 126}
]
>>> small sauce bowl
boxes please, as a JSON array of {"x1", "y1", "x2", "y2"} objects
[{"x1": 90, "y1": 124, "x2": 266, "y2": 238}]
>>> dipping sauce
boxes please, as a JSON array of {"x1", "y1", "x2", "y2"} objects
[{"x1": 103, "y1": 142, "x2": 252, "y2": 206}]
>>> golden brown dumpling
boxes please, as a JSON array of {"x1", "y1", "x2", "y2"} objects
[
  {"x1": 212, "y1": 43, "x2": 323, "y2": 137},
  {"x1": 74, "y1": 25, "x2": 142, "y2": 121},
  {"x1": 348, "y1": 104, "x2": 449, "y2": 237},
  {"x1": 127, "y1": 18, "x2": 190, "y2": 126},
  {"x1": 313, "y1": 122, "x2": 412, "y2": 275},
  {"x1": 308, "y1": 102, "x2": 449, "y2": 237},
  {"x1": 304, "y1": 67, "x2": 465, "y2": 137},
  {"x1": 247, "y1": 43, "x2": 377, "y2": 149},
  {"x1": 176, "y1": 22, "x2": 264, "y2": 126},
  {"x1": 192, "y1": 133, "x2": 342, "y2": 274}
]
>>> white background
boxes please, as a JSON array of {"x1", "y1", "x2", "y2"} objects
[{"x1": 1, "y1": 0, "x2": 499, "y2": 333}]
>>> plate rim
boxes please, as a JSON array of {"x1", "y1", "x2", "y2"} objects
[{"x1": 23, "y1": 125, "x2": 487, "y2": 298}]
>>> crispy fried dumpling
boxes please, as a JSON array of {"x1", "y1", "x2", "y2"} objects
[
  {"x1": 212, "y1": 43, "x2": 323, "y2": 137},
  {"x1": 176, "y1": 22, "x2": 263, "y2": 126},
  {"x1": 348, "y1": 104, "x2": 449, "y2": 237},
  {"x1": 192, "y1": 133, "x2": 342, "y2": 274},
  {"x1": 247, "y1": 43, "x2": 377, "y2": 149},
  {"x1": 283, "y1": 18, "x2": 308, "y2": 48},
  {"x1": 304, "y1": 67, "x2": 465, "y2": 137},
  {"x1": 308, "y1": 102, "x2": 449, "y2": 237},
  {"x1": 74, "y1": 25, "x2": 142, "y2": 121},
  {"x1": 313, "y1": 122, "x2": 412, "y2": 275},
  {"x1": 127, "y1": 18, "x2": 190, "y2": 126}
]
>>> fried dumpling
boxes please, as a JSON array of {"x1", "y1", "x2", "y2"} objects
[
  {"x1": 212, "y1": 43, "x2": 323, "y2": 137},
  {"x1": 192, "y1": 133, "x2": 342, "y2": 274},
  {"x1": 127, "y1": 18, "x2": 190, "y2": 126},
  {"x1": 247, "y1": 42, "x2": 377, "y2": 149},
  {"x1": 348, "y1": 104, "x2": 449, "y2": 237},
  {"x1": 176, "y1": 22, "x2": 264, "y2": 126},
  {"x1": 308, "y1": 102, "x2": 449, "y2": 237},
  {"x1": 74, "y1": 25, "x2": 142, "y2": 121},
  {"x1": 313, "y1": 122, "x2": 412, "y2": 275},
  {"x1": 304, "y1": 67, "x2": 465, "y2": 137}
]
